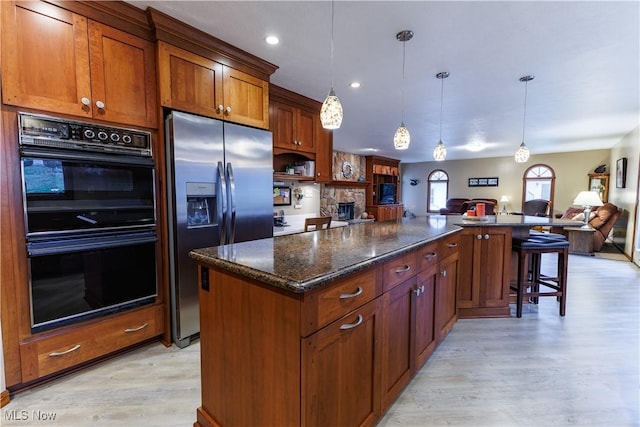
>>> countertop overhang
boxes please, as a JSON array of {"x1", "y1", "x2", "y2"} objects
[{"x1": 190, "y1": 215, "x2": 583, "y2": 293}]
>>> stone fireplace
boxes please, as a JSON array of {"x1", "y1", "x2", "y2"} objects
[
  {"x1": 319, "y1": 150, "x2": 367, "y2": 221},
  {"x1": 338, "y1": 202, "x2": 355, "y2": 221}
]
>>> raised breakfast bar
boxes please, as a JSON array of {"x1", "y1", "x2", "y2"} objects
[{"x1": 189, "y1": 215, "x2": 580, "y2": 427}]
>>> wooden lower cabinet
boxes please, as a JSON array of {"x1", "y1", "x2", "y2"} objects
[
  {"x1": 457, "y1": 227, "x2": 512, "y2": 318},
  {"x1": 367, "y1": 204, "x2": 404, "y2": 222},
  {"x1": 381, "y1": 277, "x2": 416, "y2": 407},
  {"x1": 19, "y1": 304, "x2": 163, "y2": 382},
  {"x1": 303, "y1": 298, "x2": 382, "y2": 427}
]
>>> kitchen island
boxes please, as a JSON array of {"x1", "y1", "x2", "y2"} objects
[{"x1": 190, "y1": 215, "x2": 579, "y2": 427}]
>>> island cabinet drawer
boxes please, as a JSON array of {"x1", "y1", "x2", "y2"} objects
[
  {"x1": 382, "y1": 251, "x2": 418, "y2": 292},
  {"x1": 19, "y1": 305, "x2": 164, "y2": 382},
  {"x1": 417, "y1": 241, "x2": 439, "y2": 272},
  {"x1": 439, "y1": 233, "x2": 461, "y2": 260},
  {"x1": 301, "y1": 268, "x2": 381, "y2": 336}
]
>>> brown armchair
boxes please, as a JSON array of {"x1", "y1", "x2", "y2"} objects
[
  {"x1": 439, "y1": 198, "x2": 497, "y2": 215},
  {"x1": 523, "y1": 199, "x2": 550, "y2": 217},
  {"x1": 552, "y1": 203, "x2": 621, "y2": 252}
]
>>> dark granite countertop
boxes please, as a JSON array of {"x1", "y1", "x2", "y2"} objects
[
  {"x1": 189, "y1": 216, "x2": 460, "y2": 293},
  {"x1": 449, "y1": 214, "x2": 581, "y2": 227},
  {"x1": 189, "y1": 214, "x2": 582, "y2": 294}
]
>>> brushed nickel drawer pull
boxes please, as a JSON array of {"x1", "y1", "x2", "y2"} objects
[
  {"x1": 424, "y1": 252, "x2": 437, "y2": 260},
  {"x1": 49, "y1": 344, "x2": 81, "y2": 357},
  {"x1": 448, "y1": 242, "x2": 458, "y2": 248},
  {"x1": 339, "y1": 287, "x2": 363, "y2": 299},
  {"x1": 340, "y1": 314, "x2": 363, "y2": 330},
  {"x1": 395, "y1": 265, "x2": 411, "y2": 273},
  {"x1": 124, "y1": 322, "x2": 148, "y2": 333}
]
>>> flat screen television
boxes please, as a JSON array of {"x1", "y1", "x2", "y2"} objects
[{"x1": 378, "y1": 183, "x2": 396, "y2": 205}]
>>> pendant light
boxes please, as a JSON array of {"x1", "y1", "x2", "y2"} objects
[
  {"x1": 433, "y1": 71, "x2": 449, "y2": 161},
  {"x1": 515, "y1": 75, "x2": 534, "y2": 163},
  {"x1": 320, "y1": 0, "x2": 343, "y2": 129},
  {"x1": 394, "y1": 30, "x2": 413, "y2": 150}
]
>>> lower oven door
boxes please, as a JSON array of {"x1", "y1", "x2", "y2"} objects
[
  {"x1": 20, "y1": 148, "x2": 155, "y2": 236},
  {"x1": 27, "y1": 231, "x2": 157, "y2": 334}
]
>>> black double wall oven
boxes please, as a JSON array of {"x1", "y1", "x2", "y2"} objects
[{"x1": 18, "y1": 113, "x2": 158, "y2": 334}]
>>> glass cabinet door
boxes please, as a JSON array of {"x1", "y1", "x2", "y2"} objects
[{"x1": 588, "y1": 173, "x2": 609, "y2": 203}]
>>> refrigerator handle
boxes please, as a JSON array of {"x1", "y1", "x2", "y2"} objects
[
  {"x1": 226, "y1": 162, "x2": 237, "y2": 244},
  {"x1": 217, "y1": 161, "x2": 227, "y2": 246}
]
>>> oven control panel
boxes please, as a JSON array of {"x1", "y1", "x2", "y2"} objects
[{"x1": 18, "y1": 113, "x2": 152, "y2": 157}]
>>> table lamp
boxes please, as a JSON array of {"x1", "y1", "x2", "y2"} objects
[
  {"x1": 500, "y1": 195, "x2": 509, "y2": 214},
  {"x1": 572, "y1": 191, "x2": 603, "y2": 229}
]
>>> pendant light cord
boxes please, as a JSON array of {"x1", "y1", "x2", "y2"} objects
[
  {"x1": 401, "y1": 39, "x2": 406, "y2": 122},
  {"x1": 439, "y1": 75, "x2": 444, "y2": 141},
  {"x1": 521, "y1": 79, "x2": 528, "y2": 143},
  {"x1": 330, "y1": 0, "x2": 335, "y2": 89}
]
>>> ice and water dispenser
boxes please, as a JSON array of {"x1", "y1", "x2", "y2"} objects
[{"x1": 186, "y1": 182, "x2": 216, "y2": 228}]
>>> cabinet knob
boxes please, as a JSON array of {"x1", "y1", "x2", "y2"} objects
[
  {"x1": 484, "y1": 234, "x2": 490, "y2": 240},
  {"x1": 95, "y1": 100, "x2": 105, "y2": 109},
  {"x1": 225, "y1": 106, "x2": 232, "y2": 114},
  {"x1": 218, "y1": 105, "x2": 224, "y2": 112},
  {"x1": 441, "y1": 270, "x2": 447, "y2": 277},
  {"x1": 476, "y1": 234, "x2": 482, "y2": 240},
  {"x1": 81, "y1": 97, "x2": 91, "y2": 106}
]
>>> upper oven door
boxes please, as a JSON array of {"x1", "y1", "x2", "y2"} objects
[{"x1": 21, "y1": 147, "x2": 156, "y2": 237}]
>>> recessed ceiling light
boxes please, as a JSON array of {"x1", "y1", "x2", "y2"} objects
[
  {"x1": 265, "y1": 35, "x2": 279, "y2": 45},
  {"x1": 350, "y1": 82, "x2": 361, "y2": 88}
]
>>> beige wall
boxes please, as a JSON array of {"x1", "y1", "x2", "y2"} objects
[
  {"x1": 608, "y1": 126, "x2": 640, "y2": 258},
  {"x1": 401, "y1": 149, "x2": 611, "y2": 218}
]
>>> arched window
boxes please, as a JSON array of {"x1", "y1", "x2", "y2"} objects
[
  {"x1": 522, "y1": 164, "x2": 555, "y2": 213},
  {"x1": 427, "y1": 169, "x2": 449, "y2": 213}
]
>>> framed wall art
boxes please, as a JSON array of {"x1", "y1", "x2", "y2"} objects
[
  {"x1": 616, "y1": 157, "x2": 627, "y2": 188},
  {"x1": 468, "y1": 177, "x2": 499, "y2": 187}
]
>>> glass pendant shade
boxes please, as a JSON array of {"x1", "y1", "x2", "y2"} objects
[
  {"x1": 433, "y1": 140, "x2": 447, "y2": 161},
  {"x1": 393, "y1": 122, "x2": 410, "y2": 150},
  {"x1": 320, "y1": 88, "x2": 343, "y2": 129},
  {"x1": 515, "y1": 141, "x2": 530, "y2": 163}
]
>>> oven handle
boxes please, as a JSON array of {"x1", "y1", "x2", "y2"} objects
[
  {"x1": 20, "y1": 146, "x2": 154, "y2": 167},
  {"x1": 27, "y1": 232, "x2": 157, "y2": 257}
]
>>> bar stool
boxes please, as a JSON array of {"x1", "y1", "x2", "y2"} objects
[{"x1": 511, "y1": 235, "x2": 569, "y2": 318}]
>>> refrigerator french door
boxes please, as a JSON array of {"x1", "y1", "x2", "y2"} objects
[{"x1": 166, "y1": 111, "x2": 273, "y2": 347}]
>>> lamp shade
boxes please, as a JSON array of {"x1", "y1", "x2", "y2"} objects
[
  {"x1": 500, "y1": 195, "x2": 509, "y2": 203},
  {"x1": 573, "y1": 191, "x2": 603, "y2": 207},
  {"x1": 320, "y1": 88, "x2": 343, "y2": 129},
  {"x1": 393, "y1": 122, "x2": 410, "y2": 150}
]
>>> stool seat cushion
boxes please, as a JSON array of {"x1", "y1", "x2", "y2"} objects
[{"x1": 513, "y1": 238, "x2": 570, "y2": 249}]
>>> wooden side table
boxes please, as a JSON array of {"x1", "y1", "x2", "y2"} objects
[{"x1": 565, "y1": 226, "x2": 597, "y2": 255}]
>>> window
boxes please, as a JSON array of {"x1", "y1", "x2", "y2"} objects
[
  {"x1": 522, "y1": 164, "x2": 555, "y2": 212},
  {"x1": 427, "y1": 169, "x2": 449, "y2": 213}
]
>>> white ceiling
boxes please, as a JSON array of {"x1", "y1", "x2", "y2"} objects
[{"x1": 128, "y1": 1, "x2": 640, "y2": 163}]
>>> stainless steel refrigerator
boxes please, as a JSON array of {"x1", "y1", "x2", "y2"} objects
[{"x1": 165, "y1": 111, "x2": 273, "y2": 348}]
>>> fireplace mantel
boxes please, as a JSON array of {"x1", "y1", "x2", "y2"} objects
[{"x1": 324, "y1": 180, "x2": 370, "y2": 187}]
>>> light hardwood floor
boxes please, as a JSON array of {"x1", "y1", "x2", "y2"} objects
[{"x1": 3, "y1": 252, "x2": 638, "y2": 426}]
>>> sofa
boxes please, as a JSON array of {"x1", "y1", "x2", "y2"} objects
[
  {"x1": 439, "y1": 198, "x2": 497, "y2": 215},
  {"x1": 552, "y1": 202, "x2": 621, "y2": 252}
]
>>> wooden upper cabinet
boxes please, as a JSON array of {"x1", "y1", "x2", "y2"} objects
[
  {"x1": 88, "y1": 22, "x2": 157, "y2": 128},
  {"x1": 222, "y1": 66, "x2": 269, "y2": 129},
  {"x1": 315, "y1": 124, "x2": 333, "y2": 183},
  {"x1": 1, "y1": 1, "x2": 157, "y2": 128},
  {"x1": 157, "y1": 42, "x2": 269, "y2": 129},
  {"x1": 2, "y1": 1, "x2": 91, "y2": 118},
  {"x1": 158, "y1": 42, "x2": 223, "y2": 118},
  {"x1": 270, "y1": 100, "x2": 316, "y2": 153}
]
